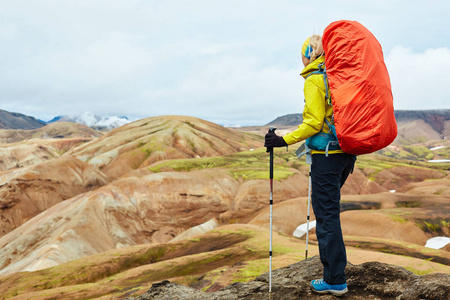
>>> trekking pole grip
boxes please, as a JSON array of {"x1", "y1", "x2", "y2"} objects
[{"x1": 266, "y1": 126, "x2": 277, "y2": 154}]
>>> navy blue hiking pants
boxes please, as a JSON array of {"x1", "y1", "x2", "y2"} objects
[{"x1": 311, "y1": 153, "x2": 356, "y2": 285}]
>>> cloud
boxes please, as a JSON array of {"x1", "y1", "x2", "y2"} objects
[
  {"x1": 139, "y1": 54, "x2": 303, "y2": 125},
  {"x1": 1, "y1": 1, "x2": 449, "y2": 125},
  {"x1": 65, "y1": 112, "x2": 130, "y2": 129},
  {"x1": 385, "y1": 46, "x2": 450, "y2": 110},
  {"x1": 72, "y1": 33, "x2": 154, "y2": 83},
  {"x1": 0, "y1": 24, "x2": 18, "y2": 39}
]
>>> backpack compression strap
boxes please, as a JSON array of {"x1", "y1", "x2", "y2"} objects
[{"x1": 305, "y1": 62, "x2": 330, "y2": 103}]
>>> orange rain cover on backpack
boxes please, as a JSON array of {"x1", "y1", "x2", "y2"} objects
[{"x1": 322, "y1": 20, "x2": 397, "y2": 155}]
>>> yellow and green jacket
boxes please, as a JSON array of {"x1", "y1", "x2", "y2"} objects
[{"x1": 282, "y1": 56, "x2": 344, "y2": 155}]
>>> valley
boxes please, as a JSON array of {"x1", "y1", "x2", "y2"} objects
[{"x1": 0, "y1": 114, "x2": 448, "y2": 299}]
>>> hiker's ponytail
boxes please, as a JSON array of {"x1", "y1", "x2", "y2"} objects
[{"x1": 309, "y1": 35, "x2": 324, "y2": 62}]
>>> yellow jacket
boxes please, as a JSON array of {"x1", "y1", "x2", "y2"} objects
[{"x1": 282, "y1": 56, "x2": 343, "y2": 154}]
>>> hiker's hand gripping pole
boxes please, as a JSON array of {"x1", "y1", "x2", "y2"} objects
[{"x1": 266, "y1": 126, "x2": 276, "y2": 297}]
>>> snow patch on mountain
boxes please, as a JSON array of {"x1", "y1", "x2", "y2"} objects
[{"x1": 48, "y1": 112, "x2": 130, "y2": 130}]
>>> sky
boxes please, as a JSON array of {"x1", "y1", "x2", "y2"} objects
[{"x1": 0, "y1": 0, "x2": 449, "y2": 126}]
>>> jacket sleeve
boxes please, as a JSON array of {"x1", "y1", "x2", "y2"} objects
[{"x1": 283, "y1": 77, "x2": 326, "y2": 145}]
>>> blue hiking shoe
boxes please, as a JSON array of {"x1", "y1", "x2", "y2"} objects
[{"x1": 310, "y1": 278, "x2": 348, "y2": 296}]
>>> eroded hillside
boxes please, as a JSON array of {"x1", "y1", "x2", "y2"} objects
[
  {"x1": 0, "y1": 122, "x2": 102, "y2": 144},
  {"x1": 0, "y1": 156, "x2": 110, "y2": 236},
  {"x1": 0, "y1": 115, "x2": 449, "y2": 300},
  {"x1": 0, "y1": 224, "x2": 448, "y2": 299},
  {"x1": 70, "y1": 115, "x2": 263, "y2": 179}
]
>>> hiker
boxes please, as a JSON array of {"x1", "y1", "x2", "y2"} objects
[{"x1": 264, "y1": 34, "x2": 356, "y2": 296}]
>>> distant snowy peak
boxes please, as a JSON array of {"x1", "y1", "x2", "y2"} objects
[
  {"x1": 92, "y1": 115, "x2": 130, "y2": 129},
  {"x1": 48, "y1": 112, "x2": 130, "y2": 130}
]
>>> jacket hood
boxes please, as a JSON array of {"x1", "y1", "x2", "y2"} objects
[{"x1": 300, "y1": 55, "x2": 325, "y2": 79}]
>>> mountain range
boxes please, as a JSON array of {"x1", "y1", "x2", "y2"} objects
[
  {"x1": 46, "y1": 112, "x2": 131, "y2": 131},
  {"x1": 0, "y1": 109, "x2": 130, "y2": 131},
  {"x1": 266, "y1": 109, "x2": 450, "y2": 143},
  {"x1": 0, "y1": 109, "x2": 46, "y2": 130},
  {"x1": 1, "y1": 109, "x2": 449, "y2": 138},
  {"x1": 0, "y1": 112, "x2": 448, "y2": 299}
]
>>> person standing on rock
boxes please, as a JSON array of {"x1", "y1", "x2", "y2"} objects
[{"x1": 264, "y1": 35, "x2": 356, "y2": 296}]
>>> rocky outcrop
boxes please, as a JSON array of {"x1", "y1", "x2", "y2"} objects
[{"x1": 129, "y1": 256, "x2": 450, "y2": 300}]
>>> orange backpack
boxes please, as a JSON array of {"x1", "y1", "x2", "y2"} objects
[{"x1": 322, "y1": 20, "x2": 397, "y2": 155}]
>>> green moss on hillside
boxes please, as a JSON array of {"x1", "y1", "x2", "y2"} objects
[
  {"x1": 0, "y1": 232, "x2": 252, "y2": 299},
  {"x1": 416, "y1": 218, "x2": 450, "y2": 235},
  {"x1": 395, "y1": 201, "x2": 422, "y2": 208},
  {"x1": 148, "y1": 148, "x2": 301, "y2": 181},
  {"x1": 433, "y1": 147, "x2": 450, "y2": 159},
  {"x1": 233, "y1": 259, "x2": 268, "y2": 283},
  {"x1": 403, "y1": 145, "x2": 434, "y2": 160}
]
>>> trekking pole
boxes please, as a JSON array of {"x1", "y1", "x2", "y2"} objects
[
  {"x1": 294, "y1": 144, "x2": 312, "y2": 260},
  {"x1": 305, "y1": 164, "x2": 312, "y2": 259},
  {"x1": 266, "y1": 126, "x2": 276, "y2": 299}
]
